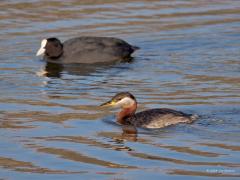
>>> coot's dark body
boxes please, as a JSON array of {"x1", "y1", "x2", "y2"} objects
[{"x1": 37, "y1": 36, "x2": 139, "y2": 64}]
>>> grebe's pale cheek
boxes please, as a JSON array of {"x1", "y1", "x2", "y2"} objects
[
  {"x1": 116, "y1": 97, "x2": 135, "y2": 108},
  {"x1": 36, "y1": 39, "x2": 47, "y2": 56}
]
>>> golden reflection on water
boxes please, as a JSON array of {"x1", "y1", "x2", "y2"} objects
[
  {"x1": 0, "y1": 156, "x2": 81, "y2": 174},
  {"x1": 129, "y1": 152, "x2": 240, "y2": 168},
  {"x1": 36, "y1": 147, "x2": 137, "y2": 169},
  {"x1": 168, "y1": 169, "x2": 240, "y2": 177}
]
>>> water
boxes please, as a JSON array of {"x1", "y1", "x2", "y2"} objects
[{"x1": 0, "y1": 0, "x2": 240, "y2": 179}]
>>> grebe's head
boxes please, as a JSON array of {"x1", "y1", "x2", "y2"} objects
[
  {"x1": 36, "y1": 38, "x2": 63, "y2": 58},
  {"x1": 100, "y1": 92, "x2": 136, "y2": 108}
]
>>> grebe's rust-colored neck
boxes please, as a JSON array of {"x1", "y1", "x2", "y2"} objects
[{"x1": 117, "y1": 101, "x2": 137, "y2": 125}]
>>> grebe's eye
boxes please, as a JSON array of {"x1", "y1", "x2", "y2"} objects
[{"x1": 116, "y1": 97, "x2": 122, "y2": 101}]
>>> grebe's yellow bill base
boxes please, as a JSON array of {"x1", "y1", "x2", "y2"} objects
[{"x1": 100, "y1": 92, "x2": 198, "y2": 129}]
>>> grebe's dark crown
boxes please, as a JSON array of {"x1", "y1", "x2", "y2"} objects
[
  {"x1": 100, "y1": 92, "x2": 136, "y2": 107},
  {"x1": 111, "y1": 92, "x2": 135, "y2": 102}
]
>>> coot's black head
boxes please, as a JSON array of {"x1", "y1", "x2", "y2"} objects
[{"x1": 36, "y1": 38, "x2": 63, "y2": 59}]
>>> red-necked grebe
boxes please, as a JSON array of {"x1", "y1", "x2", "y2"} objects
[
  {"x1": 36, "y1": 37, "x2": 139, "y2": 64},
  {"x1": 100, "y1": 92, "x2": 198, "y2": 129}
]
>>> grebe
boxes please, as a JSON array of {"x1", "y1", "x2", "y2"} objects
[
  {"x1": 100, "y1": 92, "x2": 197, "y2": 129},
  {"x1": 36, "y1": 37, "x2": 139, "y2": 64}
]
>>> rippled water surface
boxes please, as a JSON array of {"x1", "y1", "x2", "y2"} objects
[{"x1": 0, "y1": 0, "x2": 240, "y2": 179}]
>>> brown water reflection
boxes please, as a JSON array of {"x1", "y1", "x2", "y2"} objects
[
  {"x1": 199, "y1": 143, "x2": 240, "y2": 152},
  {"x1": 0, "y1": 156, "x2": 80, "y2": 174},
  {"x1": 168, "y1": 169, "x2": 240, "y2": 177},
  {"x1": 129, "y1": 152, "x2": 240, "y2": 168},
  {"x1": 37, "y1": 147, "x2": 137, "y2": 169},
  {"x1": 0, "y1": 0, "x2": 240, "y2": 179},
  {"x1": 34, "y1": 135, "x2": 135, "y2": 151}
]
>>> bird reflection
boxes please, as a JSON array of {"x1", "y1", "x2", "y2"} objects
[
  {"x1": 41, "y1": 57, "x2": 135, "y2": 78},
  {"x1": 44, "y1": 62, "x2": 64, "y2": 78},
  {"x1": 121, "y1": 125, "x2": 138, "y2": 142}
]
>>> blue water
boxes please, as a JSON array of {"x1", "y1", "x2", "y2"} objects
[{"x1": 0, "y1": 0, "x2": 240, "y2": 179}]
